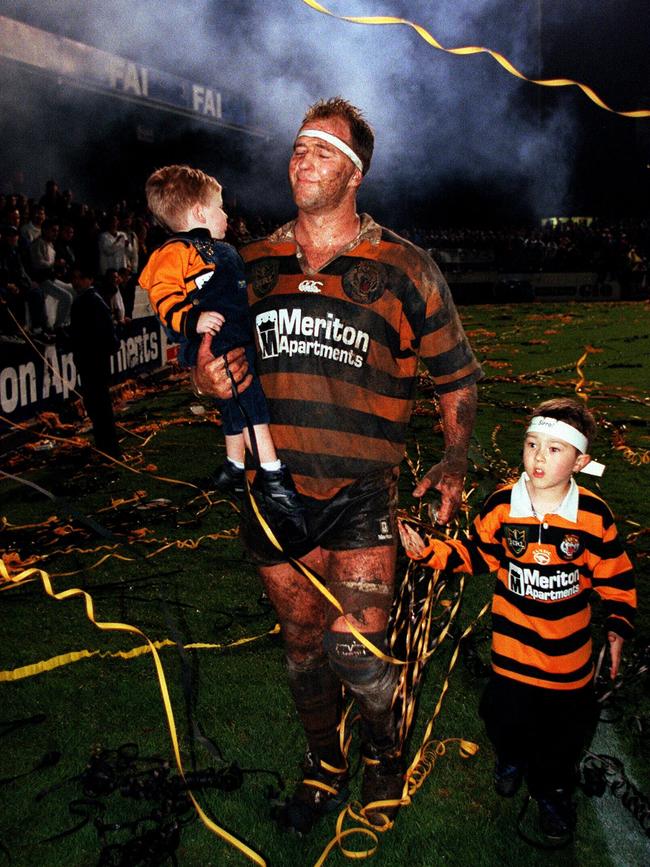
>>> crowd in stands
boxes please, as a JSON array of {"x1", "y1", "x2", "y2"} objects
[
  {"x1": 0, "y1": 180, "x2": 149, "y2": 344},
  {"x1": 1, "y1": 177, "x2": 648, "y2": 345},
  {"x1": 0, "y1": 178, "x2": 278, "y2": 345},
  {"x1": 403, "y1": 220, "x2": 649, "y2": 281}
]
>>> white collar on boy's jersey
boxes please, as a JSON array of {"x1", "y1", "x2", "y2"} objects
[{"x1": 509, "y1": 472, "x2": 579, "y2": 523}]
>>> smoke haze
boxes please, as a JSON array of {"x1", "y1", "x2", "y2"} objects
[{"x1": 1, "y1": 0, "x2": 648, "y2": 224}]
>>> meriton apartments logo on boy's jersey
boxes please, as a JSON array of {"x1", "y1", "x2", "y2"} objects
[
  {"x1": 508, "y1": 563, "x2": 580, "y2": 602},
  {"x1": 255, "y1": 307, "x2": 370, "y2": 369}
]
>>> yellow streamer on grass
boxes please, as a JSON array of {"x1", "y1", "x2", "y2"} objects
[
  {"x1": 0, "y1": 625, "x2": 281, "y2": 682},
  {"x1": 300, "y1": 0, "x2": 650, "y2": 118},
  {"x1": 0, "y1": 558, "x2": 267, "y2": 867}
]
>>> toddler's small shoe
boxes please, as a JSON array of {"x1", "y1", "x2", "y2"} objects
[
  {"x1": 251, "y1": 464, "x2": 309, "y2": 554},
  {"x1": 198, "y1": 460, "x2": 245, "y2": 497}
]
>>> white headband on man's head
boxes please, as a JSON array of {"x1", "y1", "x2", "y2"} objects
[
  {"x1": 526, "y1": 416, "x2": 605, "y2": 476},
  {"x1": 296, "y1": 129, "x2": 363, "y2": 173}
]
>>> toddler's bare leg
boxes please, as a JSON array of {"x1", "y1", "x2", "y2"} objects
[
  {"x1": 224, "y1": 433, "x2": 246, "y2": 464},
  {"x1": 245, "y1": 423, "x2": 278, "y2": 464}
]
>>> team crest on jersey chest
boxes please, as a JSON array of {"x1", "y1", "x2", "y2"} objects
[
  {"x1": 504, "y1": 525, "x2": 528, "y2": 556},
  {"x1": 250, "y1": 260, "x2": 279, "y2": 298},
  {"x1": 559, "y1": 533, "x2": 582, "y2": 560},
  {"x1": 342, "y1": 261, "x2": 388, "y2": 304}
]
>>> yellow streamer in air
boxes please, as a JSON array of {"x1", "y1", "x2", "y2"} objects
[
  {"x1": 301, "y1": 0, "x2": 650, "y2": 118},
  {"x1": 574, "y1": 347, "x2": 594, "y2": 402}
]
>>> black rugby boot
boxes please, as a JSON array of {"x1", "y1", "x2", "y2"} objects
[
  {"x1": 360, "y1": 739, "x2": 406, "y2": 829},
  {"x1": 272, "y1": 749, "x2": 349, "y2": 835}
]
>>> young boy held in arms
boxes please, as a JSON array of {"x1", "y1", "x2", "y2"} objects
[
  {"x1": 140, "y1": 165, "x2": 305, "y2": 541},
  {"x1": 399, "y1": 398, "x2": 636, "y2": 841}
]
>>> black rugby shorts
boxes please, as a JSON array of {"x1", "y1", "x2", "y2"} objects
[{"x1": 240, "y1": 466, "x2": 399, "y2": 566}]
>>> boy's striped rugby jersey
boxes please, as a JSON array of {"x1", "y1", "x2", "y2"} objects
[
  {"x1": 417, "y1": 481, "x2": 636, "y2": 690},
  {"x1": 140, "y1": 230, "x2": 249, "y2": 342},
  {"x1": 140, "y1": 236, "x2": 217, "y2": 338},
  {"x1": 241, "y1": 214, "x2": 482, "y2": 500}
]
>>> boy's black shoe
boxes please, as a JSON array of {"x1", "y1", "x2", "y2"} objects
[
  {"x1": 251, "y1": 464, "x2": 309, "y2": 554},
  {"x1": 272, "y1": 750, "x2": 349, "y2": 835},
  {"x1": 537, "y1": 789, "x2": 576, "y2": 840},
  {"x1": 198, "y1": 460, "x2": 245, "y2": 497},
  {"x1": 360, "y1": 742, "x2": 405, "y2": 829},
  {"x1": 493, "y1": 759, "x2": 524, "y2": 797}
]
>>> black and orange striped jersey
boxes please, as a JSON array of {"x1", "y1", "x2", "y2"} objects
[
  {"x1": 412, "y1": 474, "x2": 636, "y2": 691},
  {"x1": 140, "y1": 229, "x2": 252, "y2": 368},
  {"x1": 241, "y1": 214, "x2": 482, "y2": 499},
  {"x1": 139, "y1": 230, "x2": 218, "y2": 339}
]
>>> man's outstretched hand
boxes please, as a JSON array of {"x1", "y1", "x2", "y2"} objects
[
  {"x1": 412, "y1": 458, "x2": 467, "y2": 525},
  {"x1": 192, "y1": 333, "x2": 252, "y2": 400},
  {"x1": 413, "y1": 385, "x2": 475, "y2": 525}
]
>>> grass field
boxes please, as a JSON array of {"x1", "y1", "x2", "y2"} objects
[{"x1": 1, "y1": 300, "x2": 648, "y2": 867}]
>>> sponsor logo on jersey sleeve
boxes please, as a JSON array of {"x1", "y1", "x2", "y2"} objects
[
  {"x1": 194, "y1": 270, "x2": 215, "y2": 291},
  {"x1": 377, "y1": 517, "x2": 393, "y2": 541}
]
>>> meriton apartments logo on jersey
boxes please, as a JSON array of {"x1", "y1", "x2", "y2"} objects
[
  {"x1": 508, "y1": 563, "x2": 580, "y2": 602},
  {"x1": 255, "y1": 308, "x2": 370, "y2": 369}
]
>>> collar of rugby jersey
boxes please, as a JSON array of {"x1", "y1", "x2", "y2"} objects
[
  {"x1": 174, "y1": 227, "x2": 212, "y2": 241},
  {"x1": 268, "y1": 212, "x2": 382, "y2": 249},
  {"x1": 509, "y1": 472, "x2": 579, "y2": 523}
]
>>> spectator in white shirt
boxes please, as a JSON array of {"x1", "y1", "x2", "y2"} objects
[
  {"x1": 20, "y1": 205, "x2": 45, "y2": 245},
  {"x1": 30, "y1": 219, "x2": 59, "y2": 281},
  {"x1": 98, "y1": 215, "x2": 127, "y2": 275},
  {"x1": 120, "y1": 212, "x2": 140, "y2": 274},
  {"x1": 41, "y1": 259, "x2": 75, "y2": 331}
]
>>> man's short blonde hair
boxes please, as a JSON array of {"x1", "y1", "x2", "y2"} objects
[{"x1": 145, "y1": 165, "x2": 221, "y2": 231}]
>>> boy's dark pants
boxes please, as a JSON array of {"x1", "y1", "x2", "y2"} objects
[
  {"x1": 214, "y1": 344, "x2": 270, "y2": 436},
  {"x1": 479, "y1": 674, "x2": 597, "y2": 797}
]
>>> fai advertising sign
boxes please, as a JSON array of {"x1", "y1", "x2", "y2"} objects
[
  {"x1": 0, "y1": 15, "x2": 260, "y2": 134},
  {"x1": 0, "y1": 317, "x2": 162, "y2": 426}
]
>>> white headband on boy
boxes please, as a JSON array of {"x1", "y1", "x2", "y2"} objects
[
  {"x1": 297, "y1": 129, "x2": 363, "y2": 173},
  {"x1": 527, "y1": 416, "x2": 605, "y2": 477}
]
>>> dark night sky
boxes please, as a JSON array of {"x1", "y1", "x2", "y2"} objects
[{"x1": 1, "y1": 0, "x2": 648, "y2": 225}]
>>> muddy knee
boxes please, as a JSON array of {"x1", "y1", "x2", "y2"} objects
[{"x1": 324, "y1": 631, "x2": 398, "y2": 729}]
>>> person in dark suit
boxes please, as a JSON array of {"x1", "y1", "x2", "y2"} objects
[{"x1": 69, "y1": 264, "x2": 122, "y2": 458}]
